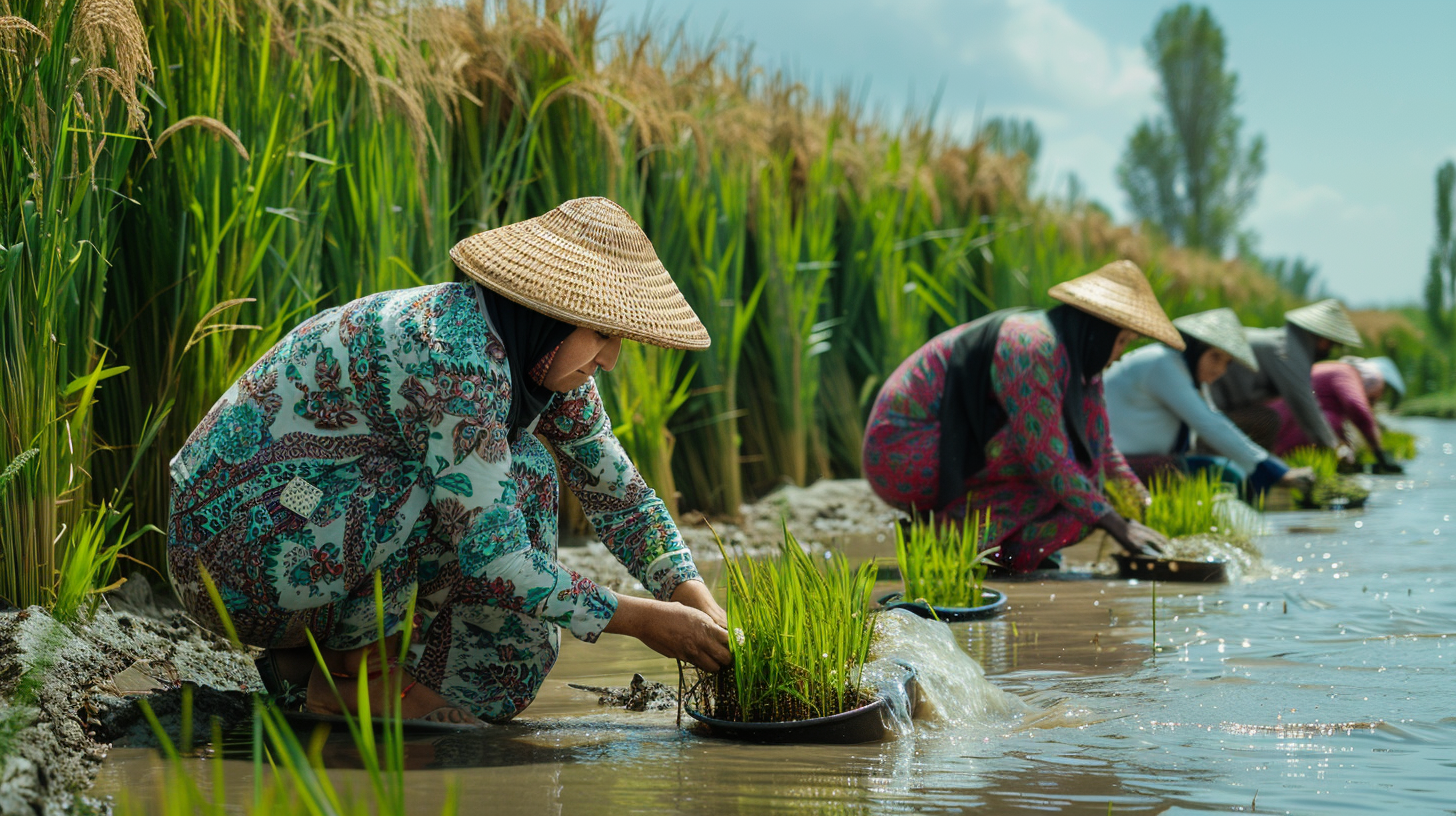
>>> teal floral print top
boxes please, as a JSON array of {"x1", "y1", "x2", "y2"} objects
[{"x1": 168, "y1": 282, "x2": 700, "y2": 644}]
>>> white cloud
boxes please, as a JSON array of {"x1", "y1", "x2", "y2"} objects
[
  {"x1": 1254, "y1": 173, "x2": 1380, "y2": 223},
  {"x1": 998, "y1": 0, "x2": 1158, "y2": 110}
]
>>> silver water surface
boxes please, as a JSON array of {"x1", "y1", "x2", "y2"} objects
[{"x1": 96, "y1": 417, "x2": 1456, "y2": 814}]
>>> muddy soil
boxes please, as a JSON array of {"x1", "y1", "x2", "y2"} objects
[{"x1": 0, "y1": 579, "x2": 257, "y2": 815}]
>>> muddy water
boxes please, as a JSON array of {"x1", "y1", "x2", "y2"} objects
[{"x1": 95, "y1": 418, "x2": 1456, "y2": 814}]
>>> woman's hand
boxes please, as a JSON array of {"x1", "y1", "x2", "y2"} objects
[
  {"x1": 1097, "y1": 512, "x2": 1169, "y2": 557},
  {"x1": 1279, "y1": 466, "x2": 1316, "y2": 492},
  {"x1": 603, "y1": 593, "x2": 731, "y2": 672},
  {"x1": 670, "y1": 579, "x2": 727, "y2": 628}
]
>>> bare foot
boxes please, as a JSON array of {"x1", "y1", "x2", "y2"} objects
[{"x1": 303, "y1": 647, "x2": 480, "y2": 725}]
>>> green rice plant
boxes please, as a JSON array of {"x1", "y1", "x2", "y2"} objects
[
  {"x1": 647, "y1": 148, "x2": 759, "y2": 517},
  {"x1": 894, "y1": 510, "x2": 1001, "y2": 608},
  {"x1": 1284, "y1": 446, "x2": 1369, "y2": 507},
  {"x1": 50, "y1": 502, "x2": 156, "y2": 624},
  {"x1": 706, "y1": 525, "x2": 879, "y2": 722},
  {"x1": 1104, "y1": 476, "x2": 1149, "y2": 523},
  {"x1": 597, "y1": 342, "x2": 694, "y2": 517},
  {"x1": 1284, "y1": 446, "x2": 1338, "y2": 481},
  {"x1": 1356, "y1": 428, "x2": 1417, "y2": 464},
  {"x1": 1142, "y1": 470, "x2": 1252, "y2": 542},
  {"x1": 0, "y1": 0, "x2": 150, "y2": 610},
  {"x1": 741, "y1": 146, "x2": 839, "y2": 489}
]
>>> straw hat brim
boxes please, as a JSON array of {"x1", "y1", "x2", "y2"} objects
[
  {"x1": 1284, "y1": 299, "x2": 1363, "y2": 348},
  {"x1": 1172, "y1": 308, "x2": 1259, "y2": 372},
  {"x1": 1047, "y1": 260, "x2": 1184, "y2": 350},
  {"x1": 450, "y1": 197, "x2": 710, "y2": 351}
]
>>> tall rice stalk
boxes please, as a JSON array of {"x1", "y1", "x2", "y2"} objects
[
  {"x1": 0, "y1": 0, "x2": 149, "y2": 608},
  {"x1": 646, "y1": 148, "x2": 758, "y2": 517},
  {"x1": 742, "y1": 147, "x2": 838, "y2": 489}
]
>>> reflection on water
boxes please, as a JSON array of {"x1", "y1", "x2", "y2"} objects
[{"x1": 95, "y1": 418, "x2": 1456, "y2": 813}]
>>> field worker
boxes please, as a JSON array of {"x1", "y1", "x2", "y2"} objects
[
  {"x1": 1105, "y1": 308, "x2": 1314, "y2": 498},
  {"x1": 1269, "y1": 357, "x2": 1405, "y2": 474},
  {"x1": 1208, "y1": 299, "x2": 1363, "y2": 463},
  {"x1": 862, "y1": 261, "x2": 1175, "y2": 574},
  {"x1": 167, "y1": 198, "x2": 730, "y2": 725}
]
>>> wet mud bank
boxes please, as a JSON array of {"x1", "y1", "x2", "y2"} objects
[{"x1": 0, "y1": 580, "x2": 257, "y2": 814}]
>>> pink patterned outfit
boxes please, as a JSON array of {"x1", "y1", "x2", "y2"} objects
[
  {"x1": 863, "y1": 312, "x2": 1144, "y2": 572},
  {"x1": 1269, "y1": 361, "x2": 1382, "y2": 455}
]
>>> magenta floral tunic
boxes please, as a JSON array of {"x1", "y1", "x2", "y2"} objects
[{"x1": 863, "y1": 312, "x2": 1145, "y2": 571}]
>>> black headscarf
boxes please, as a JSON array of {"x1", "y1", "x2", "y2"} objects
[
  {"x1": 1178, "y1": 330, "x2": 1211, "y2": 386},
  {"x1": 1044, "y1": 303, "x2": 1124, "y2": 465},
  {"x1": 935, "y1": 304, "x2": 1122, "y2": 509},
  {"x1": 477, "y1": 286, "x2": 577, "y2": 436}
]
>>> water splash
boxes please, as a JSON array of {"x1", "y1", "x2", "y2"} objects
[{"x1": 866, "y1": 609, "x2": 1032, "y2": 730}]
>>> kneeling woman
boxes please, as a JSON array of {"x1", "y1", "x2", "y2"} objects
[
  {"x1": 167, "y1": 198, "x2": 729, "y2": 724},
  {"x1": 862, "y1": 261, "x2": 1176, "y2": 574},
  {"x1": 1104, "y1": 308, "x2": 1312, "y2": 498}
]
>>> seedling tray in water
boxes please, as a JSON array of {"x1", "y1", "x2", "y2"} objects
[
  {"x1": 876, "y1": 588, "x2": 1007, "y2": 622},
  {"x1": 685, "y1": 661, "x2": 917, "y2": 744},
  {"x1": 1112, "y1": 554, "x2": 1227, "y2": 583}
]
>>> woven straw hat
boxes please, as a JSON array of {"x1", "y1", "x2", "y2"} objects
[
  {"x1": 1047, "y1": 260, "x2": 1184, "y2": 350},
  {"x1": 449, "y1": 197, "x2": 710, "y2": 350},
  {"x1": 1172, "y1": 308, "x2": 1259, "y2": 372},
  {"x1": 1284, "y1": 299, "x2": 1362, "y2": 348}
]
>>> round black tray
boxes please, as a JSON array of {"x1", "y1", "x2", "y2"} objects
[
  {"x1": 877, "y1": 588, "x2": 1007, "y2": 622},
  {"x1": 685, "y1": 660, "x2": 917, "y2": 744},
  {"x1": 1112, "y1": 553, "x2": 1227, "y2": 583}
]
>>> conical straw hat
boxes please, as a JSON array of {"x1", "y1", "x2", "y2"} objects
[
  {"x1": 1047, "y1": 260, "x2": 1184, "y2": 350},
  {"x1": 1284, "y1": 299, "x2": 1362, "y2": 348},
  {"x1": 449, "y1": 197, "x2": 710, "y2": 350},
  {"x1": 1172, "y1": 308, "x2": 1259, "y2": 372},
  {"x1": 1342, "y1": 355, "x2": 1406, "y2": 397}
]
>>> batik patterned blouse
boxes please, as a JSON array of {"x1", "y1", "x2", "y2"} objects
[{"x1": 167, "y1": 282, "x2": 699, "y2": 644}]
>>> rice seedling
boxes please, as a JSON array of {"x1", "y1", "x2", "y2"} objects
[
  {"x1": 1355, "y1": 428, "x2": 1417, "y2": 464},
  {"x1": 698, "y1": 525, "x2": 879, "y2": 723},
  {"x1": 1142, "y1": 470, "x2": 1253, "y2": 543},
  {"x1": 894, "y1": 511, "x2": 1000, "y2": 608},
  {"x1": 1283, "y1": 446, "x2": 1369, "y2": 508}
]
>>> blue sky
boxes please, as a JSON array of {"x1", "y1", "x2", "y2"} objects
[{"x1": 601, "y1": 0, "x2": 1456, "y2": 307}]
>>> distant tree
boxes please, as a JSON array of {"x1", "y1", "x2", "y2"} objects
[
  {"x1": 1424, "y1": 160, "x2": 1456, "y2": 340},
  {"x1": 1117, "y1": 4, "x2": 1265, "y2": 255},
  {"x1": 1263, "y1": 256, "x2": 1323, "y2": 301},
  {"x1": 979, "y1": 117, "x2": 1041, "y2": 165}
]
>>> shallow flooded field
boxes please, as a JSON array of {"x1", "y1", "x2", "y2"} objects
[{"x1": 95, "y1": 417, "x2": 1456, "y2": 814}]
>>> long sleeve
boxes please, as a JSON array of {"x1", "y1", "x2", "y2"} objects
[
  {"x1": 537, "y1": 378, "x2": 701, "y2": 601},
  {"x1": 1265, "y1": 344, "x2": 1341, "y2": 449},
  {"x1": 406, "y1": 291, "x2": 618, "y2": 644},
  {"x1": 1321, "y1": 364, "x2": 1381, "y2": 450},
  {"x1": 991, "y1": 322, "x2": 1112, "y2": 525},
  {"x1": 1149, "y1": 354, "x2": 1272, "y2": 473}
]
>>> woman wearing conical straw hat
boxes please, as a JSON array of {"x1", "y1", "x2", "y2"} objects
[
  {"x1": 1266, "y1": 356, "x2": 1405, "y2": 474},
  {"x1": 166, "y1": 198, "x2": 728, "y2": 724},
  {"x1": 1104, "y1": 308, "x2": 1315, "y2": 498},
  {"x1": 862, "y1": 261, "x2": 1174, "y2": 574},
  {"x1": 1208, "y1": 299, "x2": 1364, "y2": 464}
]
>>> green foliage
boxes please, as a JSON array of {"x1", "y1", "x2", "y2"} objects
[
  {"x1": 1141, "y1": 470, "x2": 1252, "y2": 543},
  {"x1": 50, "y1": 503, "x2": 156, "y2": 624},
  {"x1": 1117, "y1": 3, "x2": 1265, "y2": 254},
  {"x1": 115, "y1": 569, "x2": 457, "y2": 815},
  {"x1": 894, "y1": 511, "x2": 1000, "y2": 608},
  {"x1": 1283, "y1": 446, "x2": 1369, "y2": 507},
  {"x1": 712, "y1": 526, "x2": 878, "y2": 723}
]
